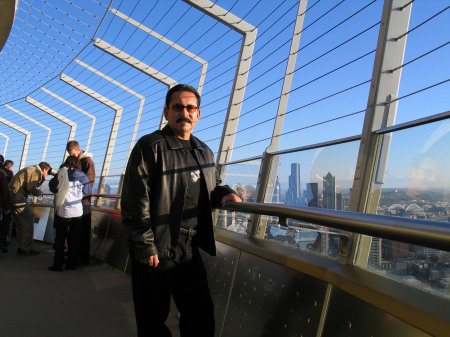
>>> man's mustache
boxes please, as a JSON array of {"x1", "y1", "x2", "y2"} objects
[{"x1": 176, "y1": 116, "x2": 192, "y2": 123}]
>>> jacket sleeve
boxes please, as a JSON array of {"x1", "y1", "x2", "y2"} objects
[
  {"x1": 84, "y1": 158, "x2": 95, "y2": 192},
  {"x1": 121, "y1": 139, "x2": 158, "y2": 260},
  {"x1": 81, "y1": 173, "x2": 91, "y2": 195},
  {"x1": 27, "y1": 168, "x2": 43, "y2": 196},
  {"x1": 49, "y1": 174, "x2": 59, "y2": 194},
  {"x1": 210, "y1": 169, "x2": 239, "y2": 208}
]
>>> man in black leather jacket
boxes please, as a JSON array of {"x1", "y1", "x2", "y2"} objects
[{"x1": 122, "y1": 84, "x2": 241, "y2": 337}]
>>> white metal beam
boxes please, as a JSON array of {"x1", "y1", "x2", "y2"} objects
[
  {"x1": 75, "y1": 59, "x2": 144, "y2": 169},
  {"x1": 0, "y1": 132, "x2": 9, "y2": 157},
  {"x1": 348, "y1": 0, "x2": 412, "y2": 267},
  {"x1": 109, "y1": 8, "x2": 208, "y2": 95},
  {"x1": 93, "y1": 38, "x2": 176, "y2": 128},
  {"x1": 93, "y1": 39, "x2": 177, "y2": 87},
  {"x1": 184, "y1": 0, "x2": 257, "y2": 165},
  {"x1": 251, "y1": 0, "x2": 308, "y2": 239},
  {"x1": 0, "y1": 116, "x2": 30, "y2": 170},
  {"x1": 26, "y1": 96, "x2": 77, "y2": 162},
  {"x1": 267, "y1": 0, "x2": 308, "y2": 152},
  {"x1": 41, "y1": 87, "x2": 96, "y2": 153},
  {"x1": 5, "y1": 103, "x2": 51, "y2": 162},
  {"x1": 60, "y1": 74, "x2": 123, "y2": 184}
]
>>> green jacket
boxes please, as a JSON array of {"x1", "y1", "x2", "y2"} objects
[{"x1": 9, "y1": 165, "x2": 44, "y2": 200}]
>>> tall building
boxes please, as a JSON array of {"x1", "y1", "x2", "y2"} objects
[
  {"x1": 383, "y1": 240, "x2": 410, "y2": 259},
  {"x1": 369, "y1": 237, "x2": 382, "y2": 268},
  {"x1": 323, "y1": 172, "x2": 336, "y2": 210},
  {"x1": 336, "y1": 192, "x2": 344, "y2": 210},
  {"x1": 286, "y1": 163, "x2": 301, "y2": 205},
  {"x1": 269, "y1": 176, "x2": 282, "y2": 203},
  {"x1": 305, "y1": 183, "x2": 319, "y2": 207}
]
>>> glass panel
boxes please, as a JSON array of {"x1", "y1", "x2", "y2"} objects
[
  {"x1": 36, "y1": 180, "x2": 54, "y2": 204},
  {"x1": 395, "y1": 1, "x2": 450, "y2": 124},
  {"x1": 95, "y1": 175, "x2": 121, "y2": 209},
  {"x1": 216, "y1": 159, "x2": 261, "y2": 234},
  {"x1": 263, "y1": 141, "x2": 359, "y2": 258},
  {"x1": 99, "y1": 175, "x2": 121, "y2": 195},
  {"x1": 369, "y1": 120, "x2": 450, "y2": 298},
  {"x1": 264, "y1": 217, "x2": 343, "y2": 258}
]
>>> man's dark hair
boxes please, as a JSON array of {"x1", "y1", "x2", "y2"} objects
[
  {"x1": 62, "y1": 155, "x2": 81, "y2": 170},
  {"x1": 39, "y1": 161, "x2": 52, "y2": 172},
  {"x1": 66, "y1": 140, "x2": 80, "y2": 153},
  {"x1": 4, "y1": 160, "x2": 13, "y2": 169},
  {"x1": 165, "y1": 84, "x2": 200, "y2": 109},
  {"x1": 0, "y1": 155, "x2": 4, "y2": 164}
]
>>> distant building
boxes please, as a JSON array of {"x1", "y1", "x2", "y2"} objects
[
  {"x1": 336, "y1": 192, "x2": 344, "y2": 210},
  {"x1": 286, "y1": 163, "x2": 301, "y2": 205},
  {"x1": 268, "y1": 176, "x2": 282, "y2": 203},
  {"x1": 323, "y1": 172, "x2": 336, "y2": 210},
  {"x1": 369, "y1": 237, "x2": 382, "y2": 268},
  {"x1": 305, "y1": 183, "x2": 319, "y2": 207},
  {"x1": 383, "y1": 240, "x2": 410, "y2": 260}
]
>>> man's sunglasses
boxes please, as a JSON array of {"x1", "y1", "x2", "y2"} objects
[{"x1": 169, "y1": 104, "x2": 198, "y2": 113}]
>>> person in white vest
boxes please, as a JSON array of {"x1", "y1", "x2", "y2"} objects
[{"x1": 48, "y1": 156, "x2": 90, "y2": 271}]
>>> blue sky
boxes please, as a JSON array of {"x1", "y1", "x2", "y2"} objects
[{"x1": 0, "y1": 0, "x2": 448, "y2": 195}]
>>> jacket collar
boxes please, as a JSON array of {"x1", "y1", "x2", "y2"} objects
[
  {"x1": 162, "y1": 124, "x2": 203, "y2": 150},
  {"x1": 34, "y1": 164, "x2": 42, "y2": 174}
]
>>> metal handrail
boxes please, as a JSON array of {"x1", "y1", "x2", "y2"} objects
[
  {"x1": 223, "y1": 202, "x2": 450, "y2": 252},
  {"x1": 62, "y1": 192, "x2": 450, "y2": 252},
  {"x1": 91, "y1": 193, "x2": 121, "y2": 198}
]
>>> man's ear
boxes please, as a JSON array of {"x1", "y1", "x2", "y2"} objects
[
  {"x1": 163, "y1": 106, "x2": 169, "y2": 120},
  {"x1": 194, "y1": 108, "x2": 201, "y2": 122}
]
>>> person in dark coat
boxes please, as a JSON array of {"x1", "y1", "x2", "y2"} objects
[
  {"x1": 122, "y1": 84, "x2": 241, "y2": 337},
  {"x1": 66, "y1": 140, "x2": 95, "y2": 265},
  {"x1": 0, "y1": 168, "x2": 11, "y2": 253}
]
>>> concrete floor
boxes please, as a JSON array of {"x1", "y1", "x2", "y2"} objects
[{"x1": 0, "y1": 239, "x2": 180, "y2": 337}]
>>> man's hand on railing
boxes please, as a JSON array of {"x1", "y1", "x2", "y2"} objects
[{"x1": 221, "y1": 193, "x2": 242, "y2": 207}]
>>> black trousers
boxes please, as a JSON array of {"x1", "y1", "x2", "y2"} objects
[
  {"x1": 52, "y1": 214, "x2": 83, "y2": 268},
  {"x1": 130, "y1": 249, "x2": 215, "y2": 337},
  {"x1": 0, "y1": 212, "x2": 12, "y2": 246},
  {"x1": 79, "y1": 209, "x2": 91, "y2": 263}
]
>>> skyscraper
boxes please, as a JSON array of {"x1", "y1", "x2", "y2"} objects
[
  {"x1": 305, "y1": 182, "x2": 319, "y2": 207},
  {"x1": 323, "y1": 172, "x2": 336, "y2": 210},
  {"x1": 266, "y1": 176, "x2": 282, "y2": 203},
  {"x1": 336, "y1": 192, "x2": 344, "y2": 210},
  {"x1": 286, "y1": 162, "x2": 301, "y2": 205}
]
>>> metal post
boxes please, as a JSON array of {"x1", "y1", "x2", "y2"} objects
[{"x1": 348, "y1": 0, "x2": 412, "y2": 267}]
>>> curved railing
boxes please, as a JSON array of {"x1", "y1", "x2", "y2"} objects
[{"x1": 223, "y1": 201, "x2": 450, "y2": 253}]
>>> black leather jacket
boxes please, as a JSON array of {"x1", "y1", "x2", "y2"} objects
[{"x1": 121, "y1": 125, "x2": 236, "y2": 261}]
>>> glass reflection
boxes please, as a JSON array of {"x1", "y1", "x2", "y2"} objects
[
  {"x1": 217, "y1": 142, "x2": 357, "y2": 259},
  {"x1": 216, "y1": 160, "x2": 260, "y2": 234},
  {"x1": 370, "y1": 120, "x2": 450, "y2": 297}
]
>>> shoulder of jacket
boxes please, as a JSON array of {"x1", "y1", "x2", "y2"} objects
[
  {"x1": 28, "y1": 165, "x2": 41, "y2": 175},
  {"x1": 80, "y1": 151, "x2": 94, "y2": 159},
  {"x1": 74, "y1": 169, "x2": 88, "y2": 177},
  {"x1": 80, "y1": 156, "x2": 94, "y2": 164},
  {"x1": 137, "y1": 130, "x2": 165, "y2": 147}
]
